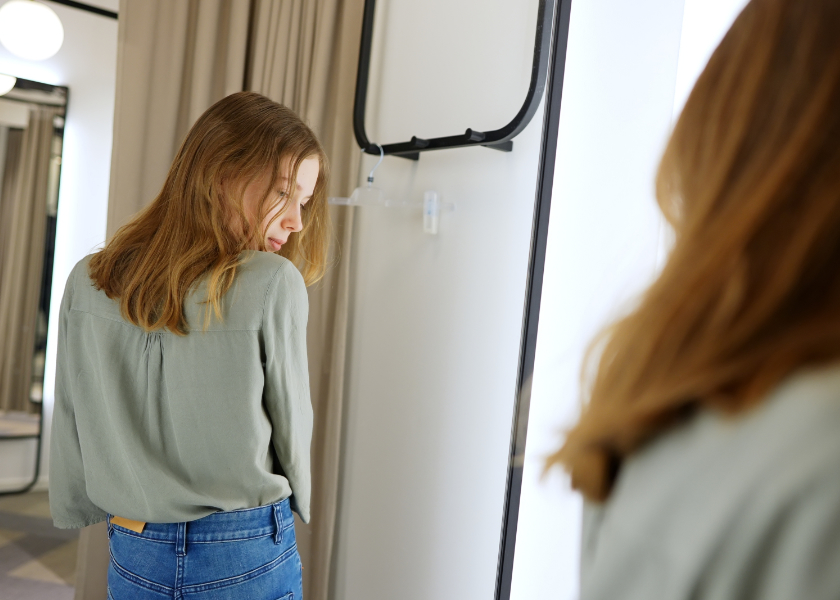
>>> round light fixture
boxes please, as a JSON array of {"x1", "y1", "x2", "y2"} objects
[
  {"x1": 0, "y1": 1, "x2": 65, "y2": 61},
  {"x1": 0, "y1": 73, "x2": 16, "y2": 95}
]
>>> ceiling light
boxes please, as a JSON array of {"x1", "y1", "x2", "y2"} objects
[
  {"x1": 0, "y1": 73, "x2": 16, "y2": 95},
  {"x1": 0, "y1": 1, "x2": 65, "y2": 61}
]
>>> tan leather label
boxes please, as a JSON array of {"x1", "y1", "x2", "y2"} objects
[{"x1": 111, "y1": 515, "x2": 146, "y2": 533}]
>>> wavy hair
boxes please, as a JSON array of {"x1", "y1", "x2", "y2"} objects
[
  {"x1": 551, "y1": 0, "x2": 840, "y2": 501},
  {"x1": 89, "y1": 91, "x2": 330, "y2": 334}
]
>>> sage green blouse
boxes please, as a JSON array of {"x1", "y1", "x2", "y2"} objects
[
  {"x1": 49, "y1": 251, "x2": 312, "y2": 529},
  {"x1": 581, "y1": 365, "x2": 840, "y2": 600}
]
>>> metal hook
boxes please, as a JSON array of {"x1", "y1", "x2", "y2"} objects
[{"x1": 366, "y1": 144, "x2": 384, "y2": 186}]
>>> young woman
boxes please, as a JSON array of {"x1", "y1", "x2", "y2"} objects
[
  {"x1": 551, "y1": 0, "x2": 840, "y2": 598},
  {"x1": 49, "y1": 91, "x2": 328, "y2": 599}
]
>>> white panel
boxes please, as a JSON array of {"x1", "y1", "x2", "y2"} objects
[{"x1": 334, "y1": 1, "x2": 543, "y2": 599}]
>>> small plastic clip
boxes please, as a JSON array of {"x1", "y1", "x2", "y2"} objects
[{"x1": 424, "y1": 191, "x2": 440, "y2": 235}]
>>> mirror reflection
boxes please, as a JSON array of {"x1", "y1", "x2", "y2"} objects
[{"x1": 0, "y1": 76, "x2": 65, "y2": 492}]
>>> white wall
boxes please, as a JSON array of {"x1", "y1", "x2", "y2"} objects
[
  {"x1": 510, "y1": 0, "x2": 751, "y2": 598},
  {"x1": 674, "y1": 0, "x2": 751, "y2": 116},
  {"x1": 333, "y1": 1, "x2": 542, "y2": 599},
  {"x1": 0, "y1": 0, "x2": 118, "y2": 490}
]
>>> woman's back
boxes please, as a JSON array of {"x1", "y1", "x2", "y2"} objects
[
  {"x1": 49, "y1": 250, "x2": 313, "y2": 528},
  {"x1": 581, "y1": 365, "x2": 840, "y2": 600},
  {"x1": 49, "y1": 92, "x2": 327, "y2": 598}
]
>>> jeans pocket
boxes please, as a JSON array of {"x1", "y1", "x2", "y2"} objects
[{"x1": 273, "y1": 594, "x2": 293, "y2": 600}]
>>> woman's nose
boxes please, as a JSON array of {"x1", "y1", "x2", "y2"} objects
[{"x1": 284, "y1": 204, "x2": 303, "y2": 232}]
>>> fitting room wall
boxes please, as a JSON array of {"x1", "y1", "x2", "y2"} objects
[
  {"x1": 332, "y1": 1, "x2": 543, "y2": 599},
  {"x1": 0, "y1": 0, "x2": 118, "y2": 490}
]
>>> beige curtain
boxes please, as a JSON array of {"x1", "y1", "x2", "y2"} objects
[
  {"x1": 77, "y1": 2, "x2": 362, "y2": 599},
  {"x1": 106, "y1": 0, "x2": 251, "y2": 236},
  {"x1": 0, "y1": 109, "x2": 59, "y2": 413},
  {"x1": 0, "y1": 128, "x2": 19, "y2": 281},
  {"x1": 247, "y1": 3, "x2": 364, "y2": 599}
]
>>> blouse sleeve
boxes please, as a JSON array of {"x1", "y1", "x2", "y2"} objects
[
  {"x1": 262, "y1": 260, "x2": 313, "y2": 523},
  {"x1": 49, "y1": 265, "x2": 107, "y2": 529}
]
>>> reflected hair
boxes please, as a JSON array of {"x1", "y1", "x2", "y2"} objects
[
  {"x1": 550, "y1": 0, "x2": 840, "y2": 501},
  {"x1": 89, "y1": 91, "x2": 330, "y2": 335}
]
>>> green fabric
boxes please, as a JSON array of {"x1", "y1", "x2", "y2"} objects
[
  {"x1": 49, "y1": 251, "x2": 312, "y2": 529},
  {"x1": 581, "y1": 365, "x2": 840, "y2": 600}
]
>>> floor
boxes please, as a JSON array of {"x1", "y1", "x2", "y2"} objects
[{"x1": 0, "y1": 491, "x2": 78, "y2": 600}]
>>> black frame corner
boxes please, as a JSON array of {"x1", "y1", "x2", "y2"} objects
[{"x1": 353, "y1": 0, "x2": 557, "y2": 160}]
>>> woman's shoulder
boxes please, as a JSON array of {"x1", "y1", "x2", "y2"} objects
[
  {"x1": 581, "y1": 366, "x2": 840, "y2": 599},
  {"x1": 61, "y1": 254, "x2": 97, "y2": 306},
  {"x1": 193, "y1": 252, "x2": 306, "y2": 331},
  {"x1": 742, "y1": 365, "x2": 840, "y2": 494},
  {"x1": 237, "y1": 251, "x2": 300, "y2": 284},
  {"x1": 236, "y1": 251, "x2": 306, "y2": 300},
  {"x1": 67, "y1": 254, "x2": 93, "y2": 285},
  {"x1": 64, "y1": 253, "x2": 130, "y2": 321},
  {"x1": 621, "y1": 365, "x2": 840, "y2": 519},
  {"x1": 621, "y1": 364, "x2": 840, "y2": 494}
]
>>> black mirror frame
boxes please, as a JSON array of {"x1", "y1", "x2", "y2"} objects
[
  {"x1": 495, "y1": 0, "x2": 573, "y2": 598},
  {"x1": 353, "y1": 0, "x2": 558, "y2": 160}
]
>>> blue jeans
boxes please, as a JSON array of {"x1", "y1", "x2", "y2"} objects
[{"x1": 107, "y1": 499, "x2": 302, "y2": 599}]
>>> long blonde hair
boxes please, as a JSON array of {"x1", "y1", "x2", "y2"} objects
[
  {"x1": 89, "y1": 92, "x2": 330, "y2": 334},
  {"x1": 551, "y1": 0, "x2": 840, "y2": 501}
]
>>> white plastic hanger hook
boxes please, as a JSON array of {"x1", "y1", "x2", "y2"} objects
[
  {"x1": 366, "y1": 144, "x2": 384, "y2": 187},
  {"x1": 326, "y1": 146, "x2": 387, "y2": 206},
  {"x1": 423, "y1": 191, "x2": 440, "y2": 235}
]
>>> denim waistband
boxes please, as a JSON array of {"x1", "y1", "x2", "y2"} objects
[{"x1": 108, "y1": 498, "x2": 294, "y2": 544}]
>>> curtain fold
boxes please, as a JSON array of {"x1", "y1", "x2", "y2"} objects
[
  {"x1": 106, "y1": 0, "x2": 251, "y2": 238},
  {"x1": 0, "y1": 109, "x2": 59, "y2": 413},
  {"x1": 246, "y1": 3, "x2": 363, "y2": 599},
  {"x1": 80, "y1": 2, "x2": 364, "y2": 599},
  {"x1": 0, "y1": 127, "x2": 17, "y2": 280}
]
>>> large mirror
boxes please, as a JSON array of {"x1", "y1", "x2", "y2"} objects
[{"x1": 0, "y1": 76, "x2": 66, "y2": 495}]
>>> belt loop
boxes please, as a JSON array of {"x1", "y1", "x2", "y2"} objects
[
  {"x1": 273, "y1": 504, "x2": 283, "y2": 545},
  {"x1": 176, "y1": 522, "x2": 187, "y2": 556}
]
